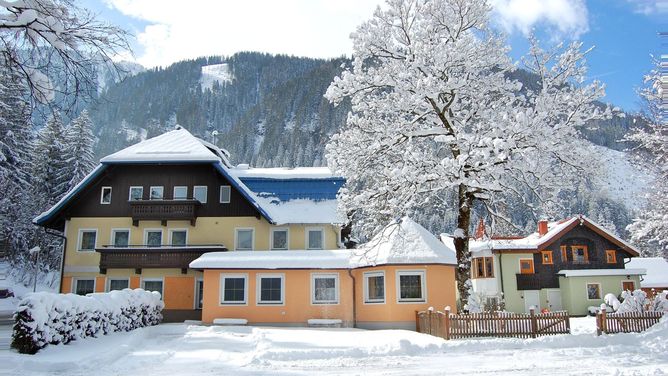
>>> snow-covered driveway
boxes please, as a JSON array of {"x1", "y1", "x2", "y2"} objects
[{"x1": 3, "y1": 318, "x2": 667, "y2": 375}]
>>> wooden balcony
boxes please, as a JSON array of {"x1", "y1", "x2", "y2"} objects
[
  {"x1": 516, "y1": 273, "x2": 540, "y2": 290},
  {"x1": 129, "y1": 199, "x2": 200, "y2": 226},
  {"x1": 97, "y1": 245, "x2": 226, "y2": 273}
]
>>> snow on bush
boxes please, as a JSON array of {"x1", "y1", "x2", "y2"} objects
[
  {"x1": 603, "y1": 290, "x2": 668, "y2": 314},
  {"x1": 11, "y1": 289, "x2": 163, "y2": 354}
]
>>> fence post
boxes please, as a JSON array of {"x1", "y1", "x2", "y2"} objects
[
  {"x1": 444, "y1": 306, "x2": 451, "y2": 340},
  {"x1": 600, "y1": 306, "x2": 607, "y2": 335},
  {"x1": 530, "y1": 307, "x2": 537, "y2": 338},
  {"x1": 415, "y1": 310, "x2": 421, "y2": 333}
]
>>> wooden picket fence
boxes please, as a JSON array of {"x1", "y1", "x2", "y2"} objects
[
  {"x1": 596, "y1": 307, "x2": 664, "y2": 335},
  {"x1": 416, "y1": 307, "x2": 570, "y2": 340}
]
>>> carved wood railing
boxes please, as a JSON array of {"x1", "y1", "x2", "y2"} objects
[
  {"x1": 129, "y1": 200, "x2": 200, "y2": 226},
  {"x1": 97, "y1": 245, "x2": 226, "y2": 273}
]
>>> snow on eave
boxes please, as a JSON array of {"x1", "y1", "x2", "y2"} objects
[
  {"x1": 557, "y1": 268, "x2": 646, "y2": 277},
  {"x1": 626, "y1": 257, "x2": 668, "y2": 288},
  {"x1": 210, "y1": 162, "x2": 276, "y2": 224},
  {"x1": 229, "y1": 166, "x2": 342, "y2": 180},
  {"x1": 189, "y1": 250, "x2": 352, "y2": 270}
]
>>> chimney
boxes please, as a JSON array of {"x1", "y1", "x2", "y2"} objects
[
  {"x1": 474, "y1": 219, "x2": 486, "y2": 240},
  {"x1": 538, "y1": 220, "x2": 549, "y2": 237}
]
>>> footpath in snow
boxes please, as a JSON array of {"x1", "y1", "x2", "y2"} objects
[{"x1": 2, "y1": 317, "x2": 667, "y2": 375}]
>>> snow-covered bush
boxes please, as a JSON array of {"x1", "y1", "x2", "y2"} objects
[
  {"x1": 11, "y1": 289, "x2": 163, "y2": 354},
  {"x1": 464, "y1": 284, "x2": 484, "y2": 313},
  {"x1": 602, "y1": 290, "x2": 668, "y2": 314},
  {"x1": 649, "y1": 291, "x2": 668, "y2": 313}
]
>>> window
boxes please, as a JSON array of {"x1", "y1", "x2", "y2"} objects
[
  {"x1": 622, "y1": 281, "x2": 635, "y2": 292},
  {"x1": 541, "y1": 251, "x2": 553, "y2": 265},
  {"x1": 606, "y1": 250, "x2": 617, "y2": 264},
  {"x1": 560, "y1": 246, "x2": 568, "y2": 262},
  {"x1": 108, "y1": 279, "x2": 129, "y2": 291},
  {"x1": 364, "y1": 272, "x2": 385, "y2": 303},
  {"x1": 145, "y1": 229, "x2": 162, "y2": 247},
  {"x1": 220, "y1": 274, "x2": 247, "y2": 304},
  {"x1": 235, "y1": 229, "x2": 254, "y2": 250},
  {"x1": 111, "y1": 229, "x2": 129, "y2": 248},
  {"x1": 195, "y1": 279, "x2": 204, "y2": 309},
  {"x1": 586, "y1": 283, "x2": 601, "y2": 300},
  {"x1": 219, "y1": 185, "x2": 231, "y2": 203},
  {"x1": 100, "y1": 186, "x2": 112, "y2": 204},
  {"x1": 143, "y1": 279, "x2": 163, "y2": 298},
  {"x1": 307, "y1": 228, "x2": 324, "y2": 250},
  {"x1": 74, "y1": 279, "x2": 95, "y2": 295},
  {"x1": 169, "y1": 229, "x2": 187, "y2": 246},
  {"x1": 149, "y1": 186, "x2": 164, "y2": 200},
  {"x1": 78, "y1": 229, "x2": 97, "y2": 251},
  {"x1": 472, "y1": 257, "x2": 494, "y2": 278},
  {"x1": 173, "y1": 186, "x2": 188, "y2": 200},
  {"x1": 572, "y1": 246, "x2": 589, "y2": 264},
  {"x1": 129, "y1": 186, "x2": 143, "y2": 201},
  {"x1": 397, "y1": 270, "x2": 426, "y2": 302},
  {"x1": 271, "y1": 228, "x2": 289, "y2": 250},
  {"x1": 312, "y1": 274, "x2": 339, "y2": 304},
  {"x1": 519, "y1": 259, "x2": 534, "y2": 274},
  {"x1": 193, "y1": 185, "x2": 208, "y2": 203},
  {"x1": 257, "y1": 274, "x2": 284, "y2": 305}
]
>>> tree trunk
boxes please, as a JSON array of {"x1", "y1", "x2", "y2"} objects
[{"x1": 453, "y1": 183, "x2": 473, "y2": 309}]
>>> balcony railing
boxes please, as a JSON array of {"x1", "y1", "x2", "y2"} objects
[
  {"x1": 97, "y1": 244, "x2": 226, "y2": 273},
  {"x1": 516, "y1": 273, "x2": 540, "y2": 290},
  {"x1": 129, "y1": 199, "x2": 200, "y2": 226}
]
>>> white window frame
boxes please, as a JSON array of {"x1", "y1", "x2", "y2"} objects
[
  {"x1": 363, "y1": 271, "x2": 386, "y2": 304},
  {"x1": 142, "y1": 278, "x2": 164, "y2": 299},
  {"x1": 256, "y1": 273, "x2": 285, "y2": 305},
  {"x1": 149, "y1": 185, "x2": 164, "y2": 200},
  {"x1": 219, "y1": 185, "x2": 231, "y2": 203},
  {"x1": 129, "y1": 186, "x2": 143, "y2": 201},
  {"x1": 194, "y1": 278, "x2": 204, "y2": 309},
  {"x1": 306, "y1": 227, "x2": 325, "y2": 250},
  {"x1": 311, "y1": 273, "x2": 339, "y2": 305},
  {"x1": 106, "y1": 277, "x2": 130, "y2": 292},
  {"x1": 270, "y1": 228, "x2": 289, "y2": 250},
  {"x1": 586, "y1": 282, "x2": 602, "y2": 300},
  {"x1": 396, "y1": 270, "x2": 427, "y2": 303},
  {"x1": 77, "y1": 228, "x2": 97, "y2": 252},
  {"x1": 220, "y1": 273, "x2": 248, "y2": 305},
  {"x1": 193, "y1": 185, "x2": 208, "y2": 203},
  {"x1": 234, "y1": 228, "x2": 254, "y2": 251},
  {"x1": 73, "y1": 278, "x2": 96, "y2": 295},
  {"x1": 168, "y1": 228, "x2": 188, "y2": 247},
  {"x1": 173, "y1": 186, "x2": 188, "y2": 200},
  {"x1": 144, "y1": 228, "x2": 163, "y2": 247},
  {"x1": 100, "y1": 186, "x2": 112, "y2": 204},
  {"x1": 110, "y1": 228, "x2": 131, "y2": 248}
]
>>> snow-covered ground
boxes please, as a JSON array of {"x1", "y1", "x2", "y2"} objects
[{"x1": 2, "y1": 316, "x2": 666, "y2": 375}]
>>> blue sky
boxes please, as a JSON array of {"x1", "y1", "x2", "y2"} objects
[{"x1": 83, "y1": 0, "x2": 666, "y2": 112}]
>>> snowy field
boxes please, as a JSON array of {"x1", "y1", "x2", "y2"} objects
[{"x1": 2, "y1": 317, "x2": 667, "y2": 376}]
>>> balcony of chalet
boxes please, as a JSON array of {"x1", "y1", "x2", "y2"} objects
[
  {"x1": 516, "y1": 273, "x2": 540, "y2": 290},
  {"x1": 129, "y1": 199, "x2": 200, "y2": 226},
  {"x1": 96, "y1": 244, "x2": 227, "y2": 274}
]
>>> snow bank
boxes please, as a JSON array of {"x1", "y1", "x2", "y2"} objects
[{"x1": 11, "y1": 289, "x2": 163, "y2": 354}]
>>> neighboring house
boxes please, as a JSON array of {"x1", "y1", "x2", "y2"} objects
[
  {"x1": 466, "y1": 216, "x2": 645, "y2": 316},
  {"x1": 626, "y1": 257, "x2": 668, "y2": 296},
  {"x1": 190, "y1": 216, "x2": 457, "y2": 329},
  {"x1": 33, "y1": 127, "x2": 345, "y2": 322}
]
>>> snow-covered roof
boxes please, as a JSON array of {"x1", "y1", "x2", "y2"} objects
[
  {"x1": 230, "y1": 166, "x2": 337, "y2": 179},
  {"x1": 100, "y1": 127, "x2": 220, "y2": 163},
  {"x1": 469, "y1": 215, "x2": 640, "y2": 256},
  {"x1": 626, "y1": 258, "x2": 668, "y2": 288},
  {"x1": 255, "y1": 198, "x2": 345, "y2": 225},
  {"x1": 190, "y1": 217, "x2": 456, "y2": 269},
  {"x1": 557, "y1": 269, "x2": 646, "y2": 277}
]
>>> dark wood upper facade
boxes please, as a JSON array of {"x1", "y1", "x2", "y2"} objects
[
  {"x1": 516, "y1": 224, "x2": 635, "y2": 290},
  {"x1": 43, "y1": 163, "x2": 262, "y2": 230}
]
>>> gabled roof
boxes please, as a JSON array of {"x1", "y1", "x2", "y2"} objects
[
  {"x1": 626, "y1": 257, "x2": 668, "y2": 288},
  {"x1": 470, "y1": 215, "x2": 640, "y2": 256},
  {"x1": 34, "y1": 127, "x2": 345, "y2": 228}
]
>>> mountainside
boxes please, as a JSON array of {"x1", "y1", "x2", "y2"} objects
[{"x1": 83, "y1": 52, "x2": 648, "y2": 235}]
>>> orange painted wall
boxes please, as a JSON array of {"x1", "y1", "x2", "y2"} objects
[
  {"x1": 202, "y1": 269, "x2": 354, "y2": 324},
  {"x1": 164, "y1": 276, "x2": 196, "y2": 309},
  {"x1": 95, "y1": 277, "x2": 106, "y2": 292},
  {"x1": 61, "y1": 276, "x2": 72, "y2": 293},
  {"x1": 201, "y1": 265, "x2": 457, "y2": 326}
]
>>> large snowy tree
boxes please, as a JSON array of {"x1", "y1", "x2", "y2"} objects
[
  {"x1": 32, "y1": 111, "x2": 69, "y2": 209},
  {"x1": 626, "y1": 60, "x2": 668, "y2": 258},
  {"x1": 325, "y1": 0, "x2": 613, "y2": 302},
  {"x1": 63, "y1": 109, "x2": 96, "y2": 191}
]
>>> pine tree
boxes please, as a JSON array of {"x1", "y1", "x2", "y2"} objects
[
  {"x1": 64, "y1": 110, "x2": 96, "y2": 192},
  {"x1": 32, "y1": 112, "x2": 69, "y2": 210}
]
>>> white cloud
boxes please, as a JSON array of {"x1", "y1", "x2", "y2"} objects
[
  {"x1": 489, "y1": 0, "x2": 589, "y2": 39},
  {"x1": 104, "y1": 0, "x2": 382, "y2": 68},
  {"x1": 626, "y1": 0, "x2": 668, "y2": 15}
]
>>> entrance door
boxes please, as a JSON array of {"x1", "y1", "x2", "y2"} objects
[
  {"x1": 622, "y1": 281, "x2": 635, "y2": 292},
  {"x1": 524, "y1": 290, "x2": 540, "y2": 313},
  {"x1": 547, "y1": 290, "x2": 562, "y2": 311}
]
